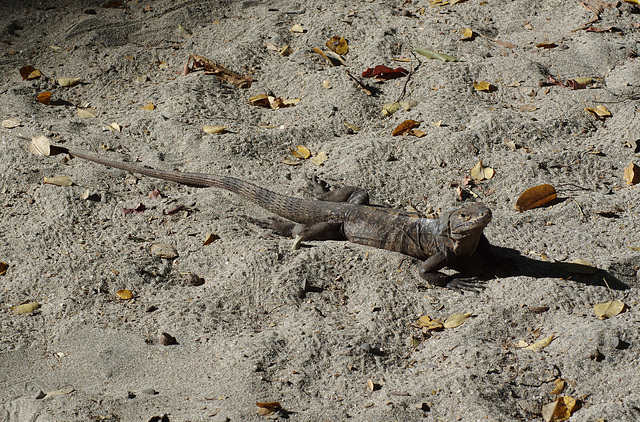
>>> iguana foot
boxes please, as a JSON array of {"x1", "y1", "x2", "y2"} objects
[
  {"x1": 445, "y1": 277, "x2": 485, "y2": 293},
  {"x1": 304, "y1": 175, "x2": 369, "y2": 205}
]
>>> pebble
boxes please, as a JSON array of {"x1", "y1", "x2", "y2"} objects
[
  {"x1": 33, "y1": 390, "x2": 46, "y2": 399},
  {"x1": 159, "y1": 332, "x2": 178, "y2": 346},
  {"x1": 141, "y1": 388, "x2": 158, "y2": 395}
]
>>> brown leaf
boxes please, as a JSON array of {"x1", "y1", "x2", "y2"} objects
[
  {"x1": 623, "y1": 162, "x2": 640, "y2": 185},
  {"x1": 182, "y1": 55, "x2": 252, "y2": 88},
  {"x1": 19, "y1": 65, "x2": 41, "y2": 80},
  {"x1": 362, "y1": 65, "x2": 409, "y2": 80},
  {"x1": 256, "y1": 402, "x2": 282, "y2": 416},
  {"x1": 149, "y1": 243, "x2": 179, "y2": 259},
  {"x1": 536, "y1": 42, "x2": 557, "y2": 48},
  {"x1": 203, "y1": 233, "x2": 220, "y2": 246},
  {"x1": 326, "y1": 36, "x2": 348, "y2": 55},
  {"x1": 514, "y1": 184, "x2": 557, "y2": 212},
  {"x1": 37, "y1": 91, "x2": 52, "y2": 104},
  {"x1": 0, "y1": 261, "x2": 7, "y2": 276},
  {"x1": 392, "y1": 120, "x2": 419, "y2": 136}
]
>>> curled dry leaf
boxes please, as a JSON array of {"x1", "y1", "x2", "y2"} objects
[
  {"x1": 0, "y1": 261, "x2": 7, "y2": 276},
  {"x1": 542, "y1": 396, "x2": 577, "y2": 422},
  {"x1": 203, "y1": 233, "x2": 220, "y2": 246},
  {"x1": 202, "y1": 126, "x2": 227, "y2": 134},
  {"x1": 37, "y1": 91, "x2": 52, "y2": 104},
  {"x1": 344, "y1": 121, "x2": 360, "y2": 132},
  {"x1": 550, "y1": 378, "x2": 566, "y2": 395},
  {"x1": 109, "y1": 122, "x2": 121, "y2": 132},
  {"x1": 11, "y1": 302, "x2": 40, "y2": 314},
  {"x1": 150, "y1": 243, "x2": 178, "y2": 259},
  {"x1": 536, "y1": 42, "x2": 557, "y2": 49},
  {"x1": 473, "y1": 81, "x2": 494, "y2": 92},
  {"x1": 290, "y1": 145, "x2": 311, "y2": 159},
  {"x1": 361, "y1": 65, "x2": 408, "y2": 80},
  {"x1": 525, "y1": 334, "x2": 555, "y2": 351},
  {"x1": 44, "y1": 176, "x2": 73, "y2": 187},
  {"x1": 312, "y1": 47, "x2": 345, "y2": 66},
  {"x1": 414, "y1": 48, "x2": 460, "y2": 62},
  {"x1": 19, "y1": 65, "x2": 41, "y2": 80},
  {"x1": 585, "y1": 105, "x2": 610, "y2": 119},
  {"x1": 623, "y1": 162, "x2": 640, "y2": 186},
  {"x1": 116, "y1": 289, "x2": 133, "y2": 300},
  {"x1": 256, "y1": 401, "x2": 282, "y2": 416},
  {"x1": 392, "y1": 120, "x2": 419, "y2": 136},
  {"x1": 382, "y1": 102, "x2": 400, "y2": 116},
  {"x1": 311, "y1": 151, "x2": 328, "y2": 166},
  {"x1": 57, "y1": 77, "x2": 80, "y2": 87},
  {"x1": 514, "y1": 184, "x2": 557, "y2": 212},
  {"x1": 326, "y1": 36, "x2": 348, "y2": 55},
  {"x1": 443, "y1": 312, "x2": 471, "y2": 328},
  {"x1": 29, "y1": 135, "x2": 51, "y2": 156},
  {"x1": 2, "y1": 118, "x2": 22, "y2": 128},
  {"x1": 470, "y1": 160, "x2": 495, "y2": 181},
  {"x1": 593, "y1": 299, "x2": 625, "y2": 319},
  {"x1": 77, "y1": 109, "x2": 96, "y2": 118}
]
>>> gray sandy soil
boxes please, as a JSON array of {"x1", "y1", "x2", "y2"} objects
[{"x1": 1, "y1": 0, "x2": 640, "y2": 420}]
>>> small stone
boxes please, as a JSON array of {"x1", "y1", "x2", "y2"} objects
[
  {"x1": 360, "y1": 343, "x2": 372, "y2": 353},
  {"x1": 126, "y1": 391, "x2": 136, "y2": 399},
  {"x1": 141, "y1": 388, "x2": 158, "y2": 395},
  {"x1": 159, "y1": 332, "x2": 178, "y2": 346},
  {"x1": 185, "y1": 272, "x2": 205, "y2": 286},
  {"x1": 612, "y1": 337, "x2": 629, "y2": 350},
  {"x1": 33, "y1": 390, "x2": 46, "y2": 399}
]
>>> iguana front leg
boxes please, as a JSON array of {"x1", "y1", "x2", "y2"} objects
[
  {"x1": 305, "y1": 176, "x2": 369, "y2": 205},
  {"x1": 419, "y1": 253, "x2": 483, "y2": 292}
]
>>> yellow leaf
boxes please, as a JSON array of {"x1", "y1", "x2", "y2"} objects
[
  {"x1": 281, "y1": 158, "x2": 302, "y2": 166},
  {"x1": 382, "y1": 102, "x2": 400, "y2": 116},
  {"x1": 43, "y1": 176, "x2": 73, "y2": 187},
  {"x1": 326, "y1": 36, "x2": 348, "y2": 55},
  {"x1": 57, "y1": 77, "x2": 81, "y2": 87},
  {"x1": 525, "y1": 334, "x2": 555, "y2": 351},
  {"x1": 29, "y1": 135, "x2": 51, "y2": 156},
  {"x1": 291, "y1": 145, "x2": 311, "y2": 159},
  {"x1": 585, "y1": 105, "x2": 610, "y2": 119},
  {"x1": 116, "y1": 289, "x2": 133, "y2": 300},
  {"x1": 11, "y1": 302, "x2": 40, "y2": 314},
  {"x1": 77, "y1": 108, "x2": 96, "y2": 118},
  {"x1": 281, "y1": 98, "x2": 301, "y2": 106},
  {"x1": 514, "y1": 184, "x2": 557, "y2": 212},
  {"x1": 572, "y1": 77, "x2": 593, "y2": 85},
  {"x1": 417, "y1": 315, "x2": 444, "y2": 330},
  {"x1": 593, "y1": 299, "x2": 625, "y2": 319},
  {"x1": 461, "y1": 28, "x2": 474, "y2": 40},
  {"x1": 141, "y1": 102, "x2": 155, "y2": 110},
  {"x1": 625, "y1": 0, "x2": 640, "y2": 4},
  {"x1": 443, "y1": 312, "x2": 471, "y2": 328},
  {"x1": 623, "y1": 162, "x2": 640, "y2": 186},
  {"x1": 249, "y1": 94, "x2": 270, "y2": 107},
  {"x1": 550, "y1": 378, "x2": 565, "y2": 395},
  {"x1": 19, "y1": 65, "x2": 41, "y2": 80},
  {"x1": 279, "y1": 45, "x2": 293, "y2": 56},
  {"x1": 542, "y1": 396, "x2": 577, "y2": 422},
  {"x1": 202, "y1": 126, "x2": 227, "y2": 134},
  {"x1": 470, "y1": 159, "x2": 495, "y2": 181},
  {"x1": 311, "y1": 151, "x2": 328, "y2": 166},
  {"x1": 473, "y1": 80, "x2": 494, "y2": 92}
]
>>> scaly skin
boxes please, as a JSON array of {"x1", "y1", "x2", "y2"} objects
[{"x1": 60, "y1": 148, "x2": 493, "y2": 291}]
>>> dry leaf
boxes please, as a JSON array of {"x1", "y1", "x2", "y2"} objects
[
  {"x1": 417, "y1": 315, "x2": 444, "y2": 330},
  {"x1": 279, "y1": 45, "x2": 293, "y2": 56},
  {"x1": 525, "y1": 334, "x2": 555, "y2": 351},
  {"x1": 203, "y1": 126, "x2": 227, "y2": 134},
  {"x1": 0, "y1": 261, "x2": 7, "y2": 276},
  {"x1": 344, "y1": 121, "x2": 360, "y2": 132},
  {"x1": 322, "y1": 80, "x2": 331, "y2": 89},
  {"x1": 470, "y1": 160, "x2": 495, "y2": 181},
  {"x1": 514, "y1": 184, "x2": 557, "y2": 212},
  {"x1": 361, "y1": 65, "x2": 408, "y2": 80},
  {"x1": 392, "y1": 120, "x2": 419, "y2": 136},
  {"x1": 182, "y1": 55, "x2": 252, "y2": 88},
  {"x1": 291, "y1": 145, "x2": 311, "y2": 159},
  {"x1": 109, "y1": 122, "x2": 121, "y2": 132},
  {"x1": 517, "y1": 104, "x2": 539, "y2": 112},
  {"x1": 461, "y1": 28, "x2": 474, "y2": 40},
  {"x1": 550, "y1": 379, "x2": 566, "y2": 395},
  {"x1": 19, "y1": 65, "x2": 41, "y2": 80},
  {"x1": 290, "y1": 24, "x2": 305, "y2": 33},
  {"x1": 2, "y1": 118, "x2": 22, "y2": 128},
  {"x1": 473, "y1": 81, "x2": 494, "y2": 92},
  {"x1": 399, "y1": 99, "x2": 418, "y2": 111},
  {"x1": 542, "y1": 396, "x2": 577, "y2": 422},
  {"x1": 249, "y1": 94, "x2": 270, "y2": 107},
  {"x1": 413, "y1": 130, "x2": 427, "y2": 138},
  {"x1": 256, "y1": 402, "x2": 282, "y2": 416},
  {"x1": 11, "y1": 302, "x2": 40, "y2": 314},
  {"x1": 382, "y1": 102, "x2": 400, "y2": 116},
  {"x1": 326, "y1": 36, "x2": 348, "y2": 55},
  {"x1": 414, "y1": 48, "x2": 460, "y2": 62},
  {"x1": 585, "y1": 105, "x2": 610, "y2": 119},
  {"x1": 536, "y1": 42, "x2": 557, "y2": 49},
  {"x1": 366, "y1": 379, "x2": 375, "y2": 391},
  {"x1": 203, "y1": 233, "x2": 220, "y2": 246},
  {"x1": 623, "y1": 162, "x2": 640, "y2": 186},
  {"x1": 311, "y1": 151, "x2": 328, "y2": 166},
  {"x1": 593, "y1": 299, "x2": 625, "y2": 319},
  {"x1": 77, "y1": 109, "x2": 96, "y2": 118},
  {"x1": 44, "y1": 176, "x2": 73, "y2": 187},
  {"x1": 443, "y1": 312, "x2": 471, "y2": 328},
  {"x1": 57, "y1": 77, "x2": 80, "y2": 87},
  {"x1": 572, "y1": 77, "x2": 593, "y2": 85},
  {"x1": 141, "y1": 102, "x2": 155, "y2": 110},
  {"x1": 150, "y1": 243, "x2": 178, "y2": 259},
  {"x1": 29, "y1": 135, "x2": 51, "y2": 156},
  {"x1": 37, "y1": 91, "x2": 52, "y2": 104},
  {"x1": 116, "y1": 289, "x2": 133, "y2": 300}
]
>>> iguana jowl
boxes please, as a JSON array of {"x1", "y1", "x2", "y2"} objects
[{"x1": 57, "y1": 148, "x2": 492, "y2": 291}]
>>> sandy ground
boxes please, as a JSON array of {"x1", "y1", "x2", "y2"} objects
[{"x1": 1, "y1": 0, "x2": 640, "y2": 420}]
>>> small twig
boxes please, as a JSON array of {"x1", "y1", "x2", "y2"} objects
[{"x1": 345, "y1": 70, "x2": 371, "y2": 95}]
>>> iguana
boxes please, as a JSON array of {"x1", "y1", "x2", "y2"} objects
[{"x1": 48, "y1": 147, "x2": 493, "y2": 291}]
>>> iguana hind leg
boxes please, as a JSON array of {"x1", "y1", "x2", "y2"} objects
[{"x1": 305, "y1": 175, "x2": 369, "y2": 205}]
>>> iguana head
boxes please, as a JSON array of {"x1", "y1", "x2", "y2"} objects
[{"x1": 447, "y1": 203, "x2": 492, "y2": 255}]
